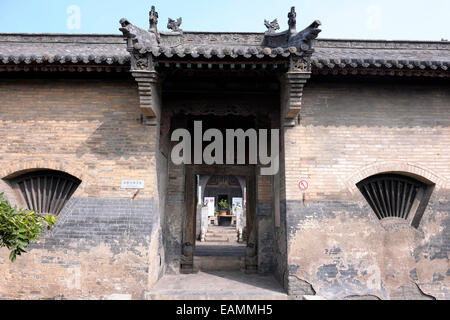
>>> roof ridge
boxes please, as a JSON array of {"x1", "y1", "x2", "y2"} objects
[
  {"x1": 0, "y1": 33, "x2": 448, "y2": 44},
  {"x1": 316, "y1": 38, "x2": 450, "y2": 45},
  {"x1": 0, "y1": 33, "x2": 123, "y2": 37}
]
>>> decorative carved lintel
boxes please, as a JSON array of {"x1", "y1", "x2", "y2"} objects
[
  {"x1": 131, "y1": 52, "x2": 155, "y2": 71},
  {"x1": 131, "y1": 70, "x2": 161, "y2": 126},
  {"x1": 290, "y1": 55, "x2": 311, "y2": 72}
]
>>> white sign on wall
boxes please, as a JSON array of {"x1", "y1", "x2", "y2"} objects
[
  {"x1": 232, "y1": 198, "x2": 243, "y2": 216},
  {"x1": 204, "y1": 197, "x2": 215, "y2": 217},
  {"x1": 121, "y1": 180, "x2": 145, "y2": 189}
]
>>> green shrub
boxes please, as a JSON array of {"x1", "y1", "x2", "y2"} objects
[
  {"x1": 0, "y1": 193, "x2": 57, "y2": 262},
  {"x1": 218, "y1": 199, "x2": 229, "y2": 211}
]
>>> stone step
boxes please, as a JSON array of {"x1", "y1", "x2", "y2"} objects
[
  {"x1": 208, "y1": 226, "x2": 236, "y2": 229},
  {"x1": 205, "y1": 235, "x2": 236, "y2": 240},
  {"x1": 205, "y1": 234, "x2": 237, "y2": 239},
  {"x1": 204, "y1": 238, "x2": 232, "y2": 243},
  {"x1": 195, "y1": 244, "x2": 246, "y2": 258},
  {"x1": 205, "y1": 237, "x2": 236, "y2": 242},
  {"x1": 206, "y1": 232, "x2": 237, "y2": 236},
  {"x1": 197, "y1": 242, "x2": 246, "y2": 246},
  {"x1": 206, "y1": 229, "x2": 237, "y2": 234},
  {"x1": 193, "y1": 256, "x2": 244, "y2": 272},
  {"x1": 207, "y1": 230, "x2": 237, "y2": 234},
  {"x1": 207, "y1": 227, "x2": 237, "y2": 232},
  {"x1": 206, "y1": 232, "x2": 236, "y2": 237}
]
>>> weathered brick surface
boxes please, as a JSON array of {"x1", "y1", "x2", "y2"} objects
[
  {"x1": 285, "y1": 79, "x2": 450, "y2": 201},
  {"x1": 284, "y1": 78, "x2": 450, "y2": 300},
  {"x1": 0, "y1": 76, "x2": 164, "y2": 299},
  {"x1": 257, "y1": 175, "x2": 272, "y2": 203},
  {"x1": 163, "y1": 156, "x2": 185, "y2": 274},
  {"x1": 1, "y1": 74, "x2": 449, "y2": 300},
  {"x1": 0, "y1": 76, "x2": 158, "y2": 198}
]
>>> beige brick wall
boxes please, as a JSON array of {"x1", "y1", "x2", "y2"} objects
[
  {"x1": 0, "y1": 76, "x2": 158, "y2": 201},
  {"x1": 285, "y1": 79, "x2": 450, "y2": 201},
  {"x1": 285, "y1": 78, "x2": 450, "y2": 299},
  {"x1": 0, "y1": 76, "x2": 164, "y2": 299}
]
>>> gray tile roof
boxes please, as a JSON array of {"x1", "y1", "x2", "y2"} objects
[
  {"x1": 313, "y1": 39, "x2": 449, "y2": 71},
  {"x1": 0, "y1": 33, "x2": 448, "y2": 72},
  {"x1": 0, "y1": 34, "x2": 129, "y2": 65}
]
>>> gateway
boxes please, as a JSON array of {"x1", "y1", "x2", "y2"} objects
[{"x1": 171, "y1": 121, "x2": 280, "y2": 175}]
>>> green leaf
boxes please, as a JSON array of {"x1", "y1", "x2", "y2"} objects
[
  {"x1": 9, "y1": 250, "x2": 16, "y2": 262},
  {"x1": 0, "y1": 193, "x2": 58, "y2": 262}
]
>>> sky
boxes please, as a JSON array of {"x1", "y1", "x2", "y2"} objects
[{"x1": 0, "y1": 0, "x2": 449, "y2": 41}]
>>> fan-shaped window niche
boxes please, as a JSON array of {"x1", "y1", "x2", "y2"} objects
[
  {"x1": 356, "y1": 173, "x2": 434, "y2": 228},
  {"x1": 9, "y1": 170, "x2": 81, "y2": 216}
]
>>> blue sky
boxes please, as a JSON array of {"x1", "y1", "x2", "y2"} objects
[{"x1": 0, "y1": 0, "x2": 448, "y2": 40}]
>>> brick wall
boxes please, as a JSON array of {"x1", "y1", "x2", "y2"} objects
[
  {"x1": 284, "y1": 77, "x2": 450, "y2": 299},
  {"x1": 0, "y1": 75, "x2": 165, "y2": 299},
  {"x1": 1, "y1": 74, "x2": 448, "y2": 300},
  {"x1": 285, "y1": 78, "x2": 450, "y2": 202}
]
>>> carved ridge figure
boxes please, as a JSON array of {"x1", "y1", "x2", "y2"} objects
[
  {"x1": 149, "y1": 6, "x2": 158, "y2": 31},
  {"x1": 261, "y1": 7, "x2": 321, "y2": 50},
  {"x1": 288, "y1": 6, "x2": 297, "y2": 31},
  {"x1": 297, "y1": 20, "x2": 322, "y2": 41},
  {"x1": 119, "y1": 18, "x2": 160, "y2": 52},
  {"x1": 288, "y1": 20, "x2": 321, "y2": 49},
  {"x1": 264, "y1": 19, "x2": 280, "y2": 34},
  {"x1": 167, "y1": 17, "x2": 182, "y2": 32}
]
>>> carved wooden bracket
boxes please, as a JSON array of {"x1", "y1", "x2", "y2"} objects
[
  {"x1": 282, "y1": 70, "x2": 311, "y2": 127},
  {"x1": 131, "y1": 70, "x2": 161, "y2": 126}
]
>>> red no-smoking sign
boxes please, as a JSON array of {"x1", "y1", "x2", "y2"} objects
[{"x1": 298, "y1": 180, "x2": 309, "y2": 191}]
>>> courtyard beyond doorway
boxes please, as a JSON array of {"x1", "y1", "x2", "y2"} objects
[{"x1": 194, "y1": 175, "x2": 247, "y2": 272}]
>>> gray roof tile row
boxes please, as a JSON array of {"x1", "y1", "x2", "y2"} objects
[{"x1": 0, "y1": 33, "x2": 448, "y2": 72}]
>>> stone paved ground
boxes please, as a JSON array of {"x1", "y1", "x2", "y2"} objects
[
  {"x1": 146, "y1": 271, "x2": 288, "y2": 300},
  {"x1": 195, "y1": 225, "x2": 246, "y2": 257}
]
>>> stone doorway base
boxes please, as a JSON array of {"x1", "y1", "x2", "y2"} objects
[{"x1": 145, "y1": 271, "x2": 288, "y2": 300}]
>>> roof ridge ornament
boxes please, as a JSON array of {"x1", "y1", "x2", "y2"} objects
[
  {"x1": 288, "y1": 7, "x2": 296, "y2": 33},
  {"x1": 264, "y1": 19, "x2": 280, "y2": 34},
  {"x1": 262, "y1": 6, "x2": 321, "y2": 53},
  {"x1": 167, "y1": 17, "x2": 183, "y2": 33},
  {"x1": 149, "y1": 6, "x2": 158, "y2": 32},
  {"x1": 120, "y1": 18, "x2": 159, "y2": 49},
  {"x1": 119, "y1": 5, "x2": 321, "y2": 72}
]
